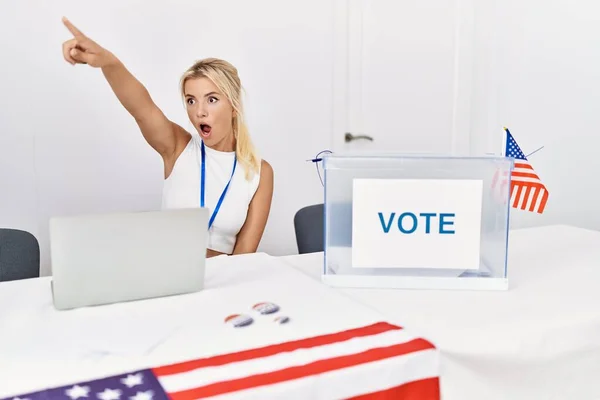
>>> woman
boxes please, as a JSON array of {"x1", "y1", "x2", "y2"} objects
[{"x1": 61, "y1": 17, "x2": 274, "y2": 258}]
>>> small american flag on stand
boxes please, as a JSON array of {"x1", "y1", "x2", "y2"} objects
[
  {"x1": 1, "y1": 322, "x2": 439, "y2": 400},
  {"x1": 501, "y1": 127, "x2": 549, "y2": 214}
]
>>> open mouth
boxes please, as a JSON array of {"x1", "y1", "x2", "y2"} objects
[{"x1": 200, "y1": 124, "x2": 212, "y2": 137}]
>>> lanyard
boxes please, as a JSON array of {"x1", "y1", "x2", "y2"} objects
[{"x1": 200, "y1": 141, "x2": 237, "y2": 230}]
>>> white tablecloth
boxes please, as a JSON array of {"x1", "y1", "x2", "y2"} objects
[
  {"x1": 0, "y1": 253, "x2": 439, "y2": 399},
  {"x1": 279, "y1": 225, "x2": 600, "y2": 400}
]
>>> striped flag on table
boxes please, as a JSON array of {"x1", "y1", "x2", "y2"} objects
[
  {"x1": 2, "y1": 322, "x2": 439, "y2": 400},
  {"x1": 497, "y1": 127, "x2": 549, "y2": 214}
]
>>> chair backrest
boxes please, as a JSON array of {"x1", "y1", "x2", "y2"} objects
[
  {"x1": 0, "y1": 228, "x2": 40, "y2": 282},
  {"x1": 294, "y1": 204, "x2": 324, "y2": 254}
]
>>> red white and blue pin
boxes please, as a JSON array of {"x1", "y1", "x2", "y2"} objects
[
  {"x1": 252, "y1": 302, "x2": 280, "y2": 315},
  {"x1": 274, "y1": 315, "x2": 290, "y2": 324},
  {"x1": 224, "y1": 314, "x2": 253, "y2": 328}
]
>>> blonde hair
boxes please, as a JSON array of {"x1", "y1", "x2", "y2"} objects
[{"x1": 180, "y1": 58, "x2": 260, "y2": 180}]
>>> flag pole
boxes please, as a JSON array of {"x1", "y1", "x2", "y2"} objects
[{"x1": 501, "y1": 126, "x2": 508, "y2": 157}]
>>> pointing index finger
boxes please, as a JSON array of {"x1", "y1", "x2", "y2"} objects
[{"x1": 62, "y1": 17, "x2": 85, "y2": 38}]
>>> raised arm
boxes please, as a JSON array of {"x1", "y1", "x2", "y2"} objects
[
  {"x1": 61, "y1": 17, "x2": 189, "y2": 166},
  {"x1": 232, "y1": 160, "x2": 274, "y2": 255}
]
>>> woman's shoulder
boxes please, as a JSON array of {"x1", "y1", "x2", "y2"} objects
[
  {"x1": 250, "y1": 156, "x2": 272, "y2": 180},
  {"x1": 240, "y1": 158, "x2": 272, "y2": 195},
  {"x1": 245, "y1": 158, "x2": 273, "y2": 207},
  {"x1": 259, "y1": 159, "x2": 273, "y2": 180},
  {"x1": 256, "y1": 159, "x2": 273, "y2": 193}
]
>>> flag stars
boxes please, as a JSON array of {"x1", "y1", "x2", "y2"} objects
[
  {"x1": 120, "y1": 373, "x2": 144, "y2": 388},
  {"x1": 130, "y1": 390, "x2": 154, "y2": 400},
  {"x1": 65, "y1": 385, "x2": 90, "y2": 399},
  {"x1": 506, "y1": 135, "x2": 527, "y2": 160},
  {"x1": 97, "y1": 388, "x2": 122, "y2": 400}
]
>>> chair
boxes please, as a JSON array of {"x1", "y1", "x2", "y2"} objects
[
  {"x1": 0, "y1": 228, "x2": 40, "y2": 282},
  {"x1": 294, "y1": 204, "x2": 324, "y2": 254}
]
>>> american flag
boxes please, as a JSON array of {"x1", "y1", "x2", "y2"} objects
[
  {"x1": 502, "y1": 128, "x2": 549, "y2": 214},
  {"x1": 2, "y1": 322, "x2": 439, "y2": 400}
]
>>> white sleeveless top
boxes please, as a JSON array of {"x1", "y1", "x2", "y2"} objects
[{"x1": 162, "y1": 134, "x2": 261, "y2": 254}]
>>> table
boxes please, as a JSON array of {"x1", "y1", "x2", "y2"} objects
[
  {"x1": 280, "y1": 225, "x2": 600, "y2": 400},
  {"x1": 0, "y1": 253, "x2": 439, "y2": 399}
]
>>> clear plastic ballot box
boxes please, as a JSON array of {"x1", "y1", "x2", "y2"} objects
[{"x1": 322, "y1": 153, "x2": 514, "y2": 290}]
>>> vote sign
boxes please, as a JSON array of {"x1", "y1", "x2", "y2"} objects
[{"x1": 351, "y1": 179, "x2": 483, "y2": 270}]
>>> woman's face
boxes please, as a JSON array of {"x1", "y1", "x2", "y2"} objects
[{"x1": 184, "y1": 77, "x2": 234, "y2": 150}]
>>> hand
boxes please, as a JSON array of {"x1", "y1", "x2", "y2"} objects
[{"x1": 61, "y1": 17, "x2": 116, "y2": 68}]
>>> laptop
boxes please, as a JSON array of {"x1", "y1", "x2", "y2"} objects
[{"x1": 49, "y1": 208, "x2": 209, "y2": 310}]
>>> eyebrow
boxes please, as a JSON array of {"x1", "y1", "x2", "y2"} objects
[{"x1": 184, "y1": 92, "x2": 220, "y2": 98}]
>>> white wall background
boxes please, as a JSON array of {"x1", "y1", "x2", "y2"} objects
[{"x1": 1, "y1": 0, "x2": 599, "y2": 276}]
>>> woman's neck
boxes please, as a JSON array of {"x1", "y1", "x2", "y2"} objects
[{"x1": 209, "y1": 133, "x2": 236, "y2": 153}]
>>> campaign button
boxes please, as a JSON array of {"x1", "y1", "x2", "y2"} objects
[
  {"x1": 252, "y1": 302, "x2": 280, "y2": 315},
  {"x1": 224, "y1": 314, "x2": 253, "y2": 327},
  {"x1": 274, "y1": 316, "x2": 290, "y2": 324}
]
